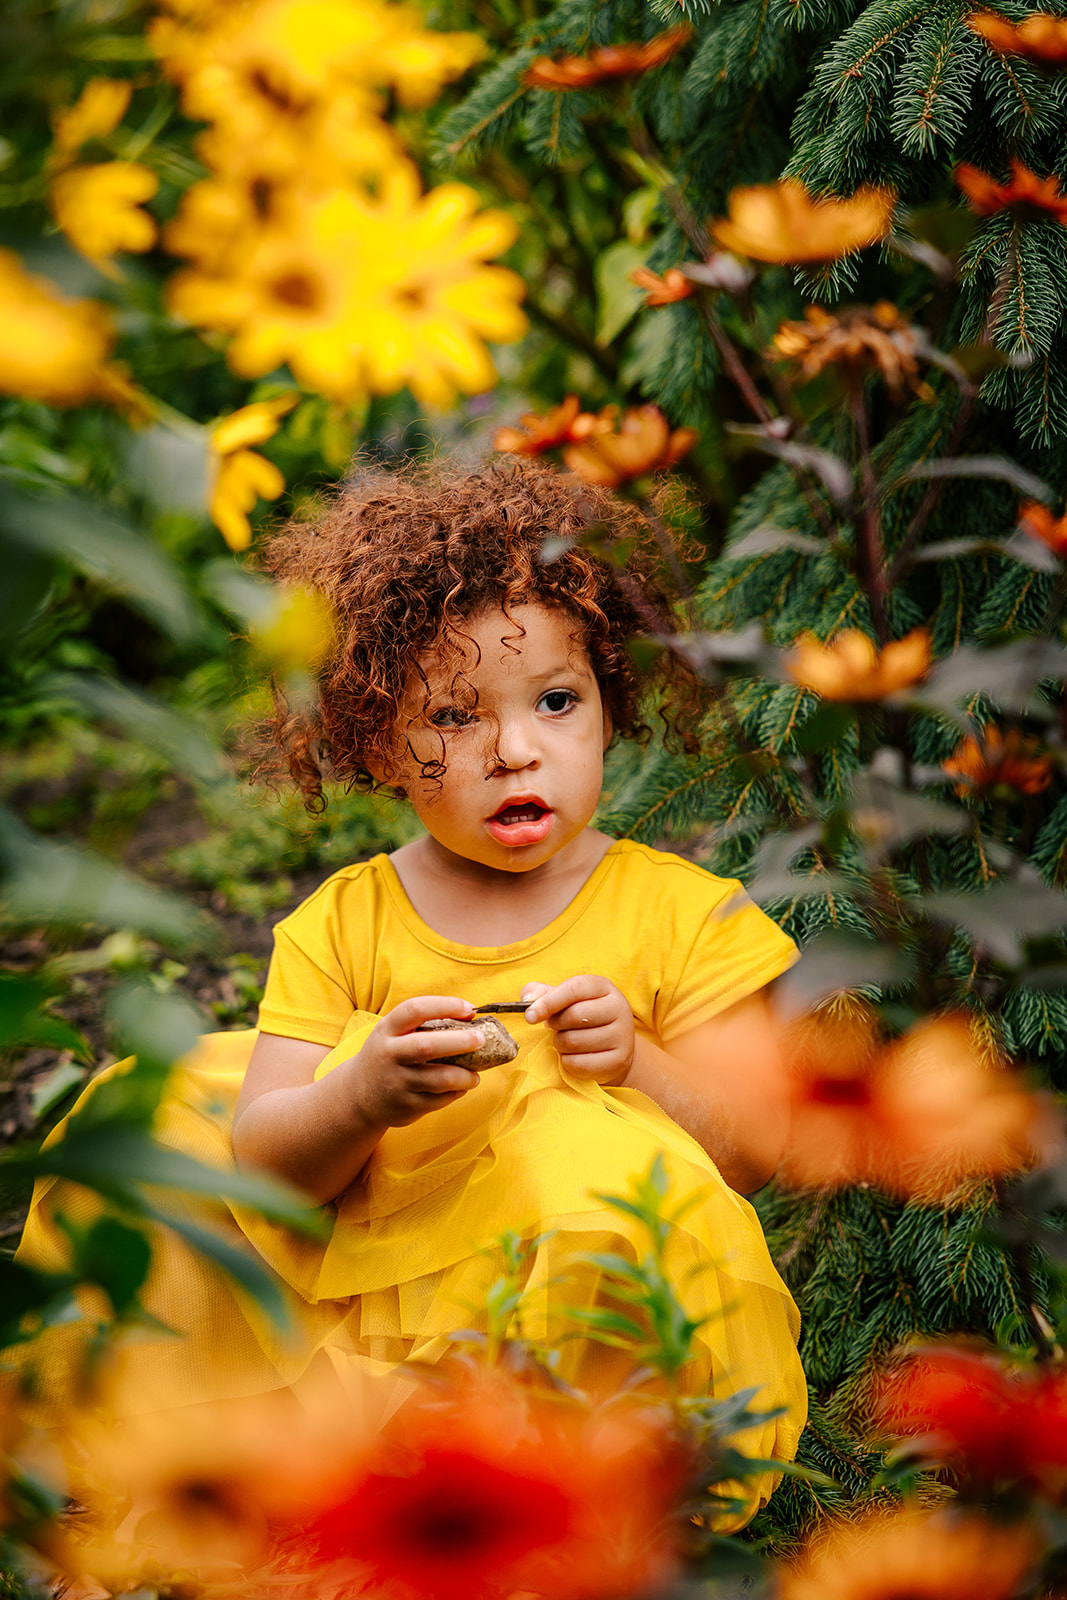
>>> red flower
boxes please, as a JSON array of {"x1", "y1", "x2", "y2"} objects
[
  {"x1": 563, "y1": 403, "x2": 696, "y2": 487},
  {"x1": 493, "y1": 394, "x2": 615, "y2": 455},
  {"x1": 1019, "y1": 499, "x2": 1067, "y2": 555},
  {"x1": 524, "y1": 25, "x2": 692, "y2": 89},
  {"x1": 879, "y1": 1346, "x2": 1067, "y2": 1493},
  {"x1": 300, "y1": 1393, "x2": 679, "y2": 1600},
  {"x1": 968, "y1": 10, "x2": 1067, "y2": 66},
  {"x1": 630, "y1": 266, "x2": 695, "y2": 305},
  {"x1": 955, "y1": 158, "x2": 1067, "y2": 222}
]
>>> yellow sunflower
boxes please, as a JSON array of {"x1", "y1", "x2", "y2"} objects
[
  {"x1": 51, "y1": 77, "x2": 132, "y2": 159},
  {"x1": 209, "y1": 393, "x2": 296, "y2": 550},
  {"x1": 0, "y1": 248, "x2": 114, "y2": 405},
  {"x1": 51, "y1": 162, "x2": 159, "y2": 270}
]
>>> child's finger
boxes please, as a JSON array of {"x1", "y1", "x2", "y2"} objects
[
  {"x1": 386, "y1": 995, "x2": 477, "y2": 1034},
  {"x1": 524, "y1": 975, "x2": 609, "y2": 1023},
  {"x1": 399, "y1": 1027, "x2": 486, "y2": 1064},
  {"x1": 405, "y1": 1061, "x2": 481, "y2": 1095}
]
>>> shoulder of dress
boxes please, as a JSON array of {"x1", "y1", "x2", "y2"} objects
[
  {"x1": 272, "y1": 854, "x2": 390, "y2": 932},
  {"x1": 606, "y1": 839, "x2": 744, "y2": 903}
]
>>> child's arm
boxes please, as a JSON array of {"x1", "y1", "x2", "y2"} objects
[
  {"x1": 231, "y1": 997, "x2": 486, "y2": 1204},
  {"x1": 522, "y1": 978, "x2": 787, "y2": 1194}
]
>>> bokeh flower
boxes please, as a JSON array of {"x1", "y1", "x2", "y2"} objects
[
  {"x1": 169, "y1": 165, "x2": 525, "y2": 407},
  {"x1": 524, "y1": 25, "x2": 692, "y2": 89},
  {"x1": 209, "y1": 393, "x2": 297, "y2": 550},
  {"x1": 770, "y1": 302, "x2": 928, "y2": 397},
  {"x1": 563, "y1": 404, "x2": 697, "y2": 487},
  {"x1": 778, "y1": 1004, "x2": 1039, "y2": 1197},
  {"x1": 0, "y1": 248, "x2": 114, "y2": 405},
  {"x1": 955, "y1": 158, "x2": 1067, "y2": 222},
  {"x1": 51, "y1": 77, "x2": 132, "y2": 159},
  {"x1": 301, "y1": 1386, "x2": 680, "y2": 1600},
  {"x1": 787, "y1": 628, "x2": 931, "y2": 700},
  {"x1": 711, "y1": 179, "x2": 896, "y2": 264},
  {"x1": 631, "y1": 266, "x2": 695, "y2": 305},
  {"x1": 942, "y1": 724, "x2": 1053, "y2": 798},
  {"x1": 1018, "y1": 499, "x2": 1067, "y2": 556},
  {"x1": 51, "y1": 162, "x2": 159, "y2": 270},
  {"x1": 878, "y1": 1345, "x2": 1067, "y2": 1493},
  {"x1": 249, "y1": 583, "x2": 336, "y2": 674},
  {"x1": 779, "y1": 1508, "x2": 1034, "y2": 1600},
  {"x1": 493, "y1": 394, "x2": 616, "y2": 455},
  {"x1": 968, "y1": 10, "x2": 1067, "y2": 66}
]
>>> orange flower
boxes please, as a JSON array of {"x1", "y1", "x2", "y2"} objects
[
  {"x1": 955, "y1": 158, "x2": 1067, "y2": 222},
  {"x1": 563, "y1": 404, "x2": 696, "y2": 487},
  {"x1": 711, "y1": 179, "x2": 896, "y2": 264},
  {"x1": 778, "y1": 1006, "x2": 1039, "y2": 1198},
  {"x1": 879, "y1": 1345, "x2": 1067, "y2": 1492},
  {"x1": 770, "y1": 302, "x2": 928, "y2": 398},
  {"x1": 779, "y1": 1509, "x2": 1034, "y2": 1600},
  {"x1": 786, "y1": 628, "x2": 931, "y2": 700},
  {"x1": 524, "y1": 24, "x2": 692, "y2": 89},
  {"x1": 968, "y1": 9, "x2": 1067, "y2": 65},
  {"x1": 1019, "y1": 499, "x2": 1067, "y2": 556},
  {"x1": 300, "y1": 1388, "x2": 680, "y2": 1600},
  {"x1": 630, "y1": 266, "x2": 695, "y2": 305},
  {"x1": 493, "y1": 394, "x2": 616, "y2": 455},
  {"x1": 942, "y1": 724, "x2": 1053, "y2": 798}
]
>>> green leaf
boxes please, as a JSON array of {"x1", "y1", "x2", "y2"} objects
[
  {"x1": 564, "y1": 1306, "x2": 649, "y2": 1340},
  {"x1": 30, "y1": 1059, "x2": 87, "y2": 1120},
  {"x1": 43, "y1": 674, "x2": 227, "y2": 787},
  {"x1": 57, "y1": 1214, "x2": 151, "y2": 1318},
  {"x1": 0, "y1": 972, "x2": 87, "y2": 1056},
  {"x1": 595, "y1": 239, "x2": 646, "y2": 347},
  {"x1": 137, "y1": 1199, "x2": 292, "y2": 1328},
  {"x1": 0, "y1": 490, "x2": 204, "y2": 644}
]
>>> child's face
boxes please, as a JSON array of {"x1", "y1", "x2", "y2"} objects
[{"x1": 394, "y1": 604, "x2": 611, "y2": 874}]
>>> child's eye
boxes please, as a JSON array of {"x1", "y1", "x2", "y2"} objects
[
  {"x1": 538, "y1": 689, "x2": 577, "y2": 715},
  {"x1": 429, "y1": 705, "x2": 474, "y2": 729}
]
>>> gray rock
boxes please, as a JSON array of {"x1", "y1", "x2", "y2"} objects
[{"x1": 416, "y1": 1015, "x2": 519, "y2": 1069}]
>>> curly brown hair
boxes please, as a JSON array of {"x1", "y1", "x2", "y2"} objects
[{"x1": 256, "y1": 456, "x2": 698, "y2": 810}]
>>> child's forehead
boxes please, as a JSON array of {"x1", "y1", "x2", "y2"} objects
[{"x1": 416, "y1": 602, "x2": 593, "y2": 680}]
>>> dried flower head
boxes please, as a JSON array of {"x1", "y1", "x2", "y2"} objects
[
  {"x1": 493, "y1": 394, "x2": 616, "y2": 455},
  {"x1": 711, "y1": 179, "x2": 896, "y2": 264},
  {"x1": 1018, "y1": 499, "x2": 1067, "y2": 556},
  {"x1": 968, "y1": 9, "x2": 1067, "y2": 66},
  {"x1": 563, "y1": 404, "x2": 697, "y2": 488},
  {"x1": 779, "y1": 1509, "x2": 1035, "y2": 1600},
  {"x1": 770, "y1": 302, "x2": 929, "y2": 397},
  {"x1": 942, "y1": 724, "x2": 1053, "y2": 798},
  {"x1": 787, "y1": 628, "x2": 931, "y2": 701},
  {"x1": 630, "y1": 266, "x2": 696, "y2": 305},
  {"x1": 778, "y1": 1005, "x2": 1039, "y2": 1198},
  {"x1": 955, "y1": 158, "x2": 1067, "y2": 222},
  {"x1": 524, "y1": 25, "x2": 692, "y2": 89},
  {"x1": 878, "y1": 1345, "x2": 1067, "y2": 1493}
]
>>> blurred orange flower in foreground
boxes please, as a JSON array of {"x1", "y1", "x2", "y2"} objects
[
  {"x1": 493, "y1": 394, "x2": 616, "y2": 455},
  {"x1": 631, "y1": 266, "x2": 695, "y2": 305},
  {"x1": 778, "y1": 1005, "x2": 1039, "y2": 1198},
  {"x1": 563, "y1": 404, "x2": 697, "y2": 488},
  {"x1": 524, "y1": 25, "x2": 692, "y2": 89},
  {"x1": 302, "y1": 1387, "x2": 680, "y2": 1600},
  {"x1": 1019, "y1": 499, "x2": 1067, "y2": 556},
  {"x1": 879, "y1": 1345, "x2": 1067, "y2": 1492},
  {"x1": 787, "y1": 628, "x2": 931, "y2": 700},
  {"x1": 771, "y1": 302, "x2": 928, "y2": 398},
  {"x1": 968, "y1": 9, "x2": 1067, "y2": 65},
  {"x1": 711, "y1": 179, "x2": 896, "y2": 264},
  {"x1": 0, "y1": 249, "x2": 114, "y2": 406},
  {"x1": 955, "y1": 158, "x2": 1067, "y2": 222},
  {"x1": 779, "y1": 1508, "x2": 1034, "y2": 1600},
  {"x1": 942, "y1": 724, "x2": 1053, "y2": 798}
]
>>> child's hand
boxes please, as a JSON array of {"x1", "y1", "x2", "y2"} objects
[
  {"x1": 350, "y1": 997, "x2": 484, "y2": 1129},
  {"x1": 521, "y1": 976, "x2": 635, "y2": 1086}
]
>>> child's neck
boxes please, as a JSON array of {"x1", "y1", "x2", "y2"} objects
[{"x1": 388, "y1": 828, "x2": 614, "y2": 947}]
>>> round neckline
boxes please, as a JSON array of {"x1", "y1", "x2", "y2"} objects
[{"x1": 375, "y1": 840, "x2": 626, "y2": 962}]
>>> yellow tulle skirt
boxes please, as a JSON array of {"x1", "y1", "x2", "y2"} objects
[{"x1": 17, "y1": 1030, "x2": 807, "y2": 1521}]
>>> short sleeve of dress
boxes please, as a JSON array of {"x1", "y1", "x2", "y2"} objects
[
  {"x1": 655, "y1": 879, "x2": 798, "y2": 1042},
  {"x1": 255, "y1": 867, "x2": 374, "y2": 1046}
]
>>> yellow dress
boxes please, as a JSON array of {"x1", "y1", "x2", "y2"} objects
[{"x1": 18, "y1": 841, "x2": 806, "y2": 1519}]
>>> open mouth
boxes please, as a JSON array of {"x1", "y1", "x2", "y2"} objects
[{"x1": 486, "y1": 799, "x2": 554, "y2": 847}]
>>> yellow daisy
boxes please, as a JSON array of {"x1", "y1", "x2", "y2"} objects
[
  {"x1": 0, "y1": 248, "x2": 113, "y2": 405},
  {"x1": 209, "y1": 394, "x2": 296, "y2": 550},
  {"x1": 52, "y1": 77, "x2": 132, "y2": 159},
  {"x1": 51, "y1": 162, "x2": 159, "y2": 270}
]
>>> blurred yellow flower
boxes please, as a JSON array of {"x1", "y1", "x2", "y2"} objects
[
  {"x1": 209, "y1": 394, "x2": 297, "y2": 550},
  {"x1": 169, "y1": 164, "x2": 525, "y2": 407},
  {"x1": 0, "y1": 248, "x2": 114, "y2": 405},
  {"x1": 787, "y1": 628, "x2": 931, "y2": 700},
  {"x1": 51, "y1": 162, "x2": 159, "y2": 270},
  {"x1": 712, "y1": 179, "x2": 896, "y2": 264},
  {"x1": 251, "y1": 583, "x2": 336, "y2": 674},
  {"x1": 52, "y1": 77, "x2": 132, "y2": 158}
]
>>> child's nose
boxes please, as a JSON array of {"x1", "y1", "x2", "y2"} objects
[{"x1": 494, "y1": 716, "x2": 540, "y2": 769}]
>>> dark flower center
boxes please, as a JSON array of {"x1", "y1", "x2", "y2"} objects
[
  {"x1": 270, "y1": 271, "x2": 322, "y2": 311},
  {"x1": 810, "y1": 1076, "x2": 872, "y2": 1107}
]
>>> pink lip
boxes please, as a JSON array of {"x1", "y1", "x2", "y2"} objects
[{"x1": 486, "y1": 795, "x2": 555, "y2": 848}]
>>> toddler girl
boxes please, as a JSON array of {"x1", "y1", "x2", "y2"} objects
[{"x1": 19, "y1": 459, "x2": 805, "y2": 1518}]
